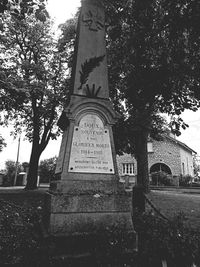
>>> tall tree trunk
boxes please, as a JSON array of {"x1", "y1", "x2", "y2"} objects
[
  {"x1": 24, "y1": 97, "x2": 54, "y2": 190},
  {"x1": 135, "y1": 128, "x2": 149, "y2": 193},
  {"x1": 25, "y1": 142, "x2": 42, "y2": 190}
]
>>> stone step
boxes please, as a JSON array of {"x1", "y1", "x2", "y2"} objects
[
  {"x1": 44, "y1": 233, "x2": 137, "y2": 266},
  {"x1": 50, "y1": 251, "x2": 137, "y2": 267}
]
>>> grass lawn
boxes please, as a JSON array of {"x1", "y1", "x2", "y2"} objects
[
  {"x1": 147, "y1": 189, "x2": 200, "y2": 229},
  {"x1": 0, "y1": 187, "x2": 200, "y2": 229}
]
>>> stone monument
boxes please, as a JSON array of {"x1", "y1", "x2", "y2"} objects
[{"x1": 49, "y1": 0, "x2": 135, "y2": 239}]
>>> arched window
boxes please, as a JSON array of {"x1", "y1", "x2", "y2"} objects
[{"x1": 150, "y1": 163, "x2": 172, "y2": 175}]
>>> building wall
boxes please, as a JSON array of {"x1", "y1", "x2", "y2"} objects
[
  {"x1": 179, "y1": 147, "x2": 194, "y2": 176},
  {"x1": 148, "y1": 137, "x2": 182, "y2": 176},
  {"x1": 116, "y1": 136, "x2": 195, "y2": 179}
]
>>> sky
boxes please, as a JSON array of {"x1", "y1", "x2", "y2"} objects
[
  {"x1": 47, "y1": 0, "x2": 81, "y2": 26},
  {"x1": 0, "y1": 0, "x2": 200, "y2": 169}
]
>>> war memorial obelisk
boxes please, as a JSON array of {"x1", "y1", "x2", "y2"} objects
[{"x1": 49, "y1": 0, "x2": 135, "y2": 237}]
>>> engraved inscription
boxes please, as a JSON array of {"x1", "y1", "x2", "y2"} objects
[{"x1": 68, "y1": 114, "x2": 114, "y2": 173}]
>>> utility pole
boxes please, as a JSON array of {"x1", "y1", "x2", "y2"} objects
[{"x1": 13, "y1": 136, "x2": 21, "y2": 186}]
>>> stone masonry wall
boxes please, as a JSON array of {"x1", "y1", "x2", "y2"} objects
[
  {"x1": 148, "y1": 137, "x2": 182, "y2": 176},
  {"x1": 179, "y1": 146, "x2": 194, "y2": 176},
  {"x1": 116, "y1": 136, "x2": 194, "y2": 179}
]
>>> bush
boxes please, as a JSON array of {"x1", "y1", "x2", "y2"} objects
[
  {"x1": 2, "y1": 173, "x2": 14, "y2": 186},
  {"x1": 2, "y1": 160, "x2": 23, "y2": 186},
  {"x1": 133, "y1": 211, "x2": 200, "y2": 267},
  {"x1": 151, "y1": 171, "x2": 173, "y2": 186},
  {"x1": 179, "y1": 175, "x2": 193, "y2": 187},
  {"x1": 0, "y1": 200, "x2": 48, "y2": 266},
  {"x1": 39, "y1": 157, "x2": 57, "y2": 183}
]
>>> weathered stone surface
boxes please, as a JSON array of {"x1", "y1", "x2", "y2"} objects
[
  {"x1": 50, "y1": 180, "x2": 121, "y2": 194},
  {"x1": 68, "y1": 114, "x2": 114, "y2": 174},
  {"x1": 48, "y1": 0, "x2": 136, "y2": 242},
  {"x1": 49, "y1": 192, "x2": 132, "y2": 213},
  {"x1": 50, "y1": 212, "x2": 133, "y2": 236},
  {"x1": 72, "y1": 0, "x2": 108, "y2": 98}
]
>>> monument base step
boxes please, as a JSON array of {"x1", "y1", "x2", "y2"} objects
[
  {"x1": 45, "y1": 233, "x2": 138, "y2": 267},
  {"x1": 47, "y1": 189, "x2": 135, "y2": 236}
]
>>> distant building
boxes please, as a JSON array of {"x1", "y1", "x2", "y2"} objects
[{"x1": 117, "y1": 133, "x2": 196, "y2": 184}]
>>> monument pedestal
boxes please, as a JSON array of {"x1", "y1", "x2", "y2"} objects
[
  {"x1": 48, "y1": 95, "x2": 135, "y2": 239},
  {"x1": 49, "y1": 180, "x2": 134, "y2": 236}
]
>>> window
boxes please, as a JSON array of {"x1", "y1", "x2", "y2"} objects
[
  {"x1": 147, "y1": 142, "x2": 153, "y2": 152},
  {"x1": 122, "y1": 163, "x2": 135, "y2": 175},
  {"x1": 182, "y1": 162, "x2": 185, "y2": 175}
]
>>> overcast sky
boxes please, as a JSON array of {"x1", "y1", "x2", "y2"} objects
[
  {"x1": 0, "y1": 0, "x2": 200, "y2": 169},
  {"x1": 47, "y1": 0, "x2": 81, "y2": 26}
]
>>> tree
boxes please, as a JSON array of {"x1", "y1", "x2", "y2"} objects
[
  {"x1": 193, "y1": 155, "x2": 200, "y2": 178},
  {"x1": 0, "y1": 9, "x2": 71, "y2": 189},
  {"x1": 39, "y1": 157, "x2": 57, "y2": 183},
  {"x1": 55, "y1": 1, "x2": 200, "y2": 192},
  {"x1": 0, "y1": 0, "x2": 48, "y2": 22},
  {"x1": 0, "y1": 135, "x2": 6, "y2": 152},
  {"x1": 103, "y1": 0, "x2": 200, "y2": 191},
  {"x1": 45, "y1": 1, "x2": 200, "y2": 192},
  {"x1": 3, "y1": 160, "x2": 22, "y2": 186}
]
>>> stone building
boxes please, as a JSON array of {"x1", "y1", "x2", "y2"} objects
[{"x1": 117, "y1": 134, "x2": 196, "y2": 184}]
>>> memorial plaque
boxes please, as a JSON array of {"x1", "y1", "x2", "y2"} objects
[{"x1": 68, "y1": 114, "x2": 114, "y2": 173}]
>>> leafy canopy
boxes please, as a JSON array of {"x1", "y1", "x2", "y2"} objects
[
  {"x1": 105, "y1": 0, "x2": 200, "y2": 138},
  {"x1": 0, "y1": 0, "x2": 48, "y2": 22},
  {"x1": 0, "y1": 11, "x2": 70, "y2": 142}
]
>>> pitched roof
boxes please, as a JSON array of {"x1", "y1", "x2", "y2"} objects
[{"x1": 165, "y1": 134, "x2": 197, "y2": 154}]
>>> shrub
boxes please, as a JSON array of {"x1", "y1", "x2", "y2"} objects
[
  {"x1": 2, "y1": 160, "x2": 23, "y2": 186},
  {"x1": 151, "y1": 171, "x2": 173, "y2": 186},
  {"x1": 133, "y1": 211, "x2": 200, "y2": 267},
  {"x1": 179, "y1": 175, "x2": 193, "y2": 187},
  {"x1": 0, "y1": 200, "x2": 47, "y2": 266},
  {"x1": 2, "y1": 173, "x2": 14, "y2": 186},
  {"x1": 39, "y1": 157, "x2": 57, "y2": 183}
]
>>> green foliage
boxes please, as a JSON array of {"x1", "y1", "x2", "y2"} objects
[
  {"x1": 105, "y1": 0, "x2": 200, "y2": 135},
  {"x1": 39, "y1": 157, "x2": 57, "y2": 183},
  {"x1": 3, "y1": 160, "x2": 21, "y2": 186},
  {"x1": 91, "y1": 225, "x2": 136, "y2": 266},
  {"x1": 0, "y1": 14, "x2": 69, "y2": 140},
  {"x1": 103, "y1": 0, "x2": 200, "y2": 190},
  {"x1": 0, "y1": 200, "x2": 45, "y2": 265},
  {"x1": 0, "y1": 134, "x2": 6, "y2": 152},
  {"x1": 57, "y1": 17, "x2": 77, "y2": 53},
  {"x1": 1, "y1": 195, "x2": 200, "y2": 266},
  {"x1": 133, "y1": 211, "x2": 200, "y2": 267},
  {"x1": 0, "y1": 0, "x2": 48, "y2": 22},
  {"x1": 105, "y1": 0, "x2": 200, "y2": 116},
  {"x1": 0, "y1": 8, "x2": 71, "y2": 189},
  {"x1": 151, "y1": 171, "x2": 174, "y2": 186},
  {"x1": 179, "y1": 175, "x2": 193, "y2": 187},
  {"x1": 193, "y1": 155, "x2": 200, "y2": 177}
]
